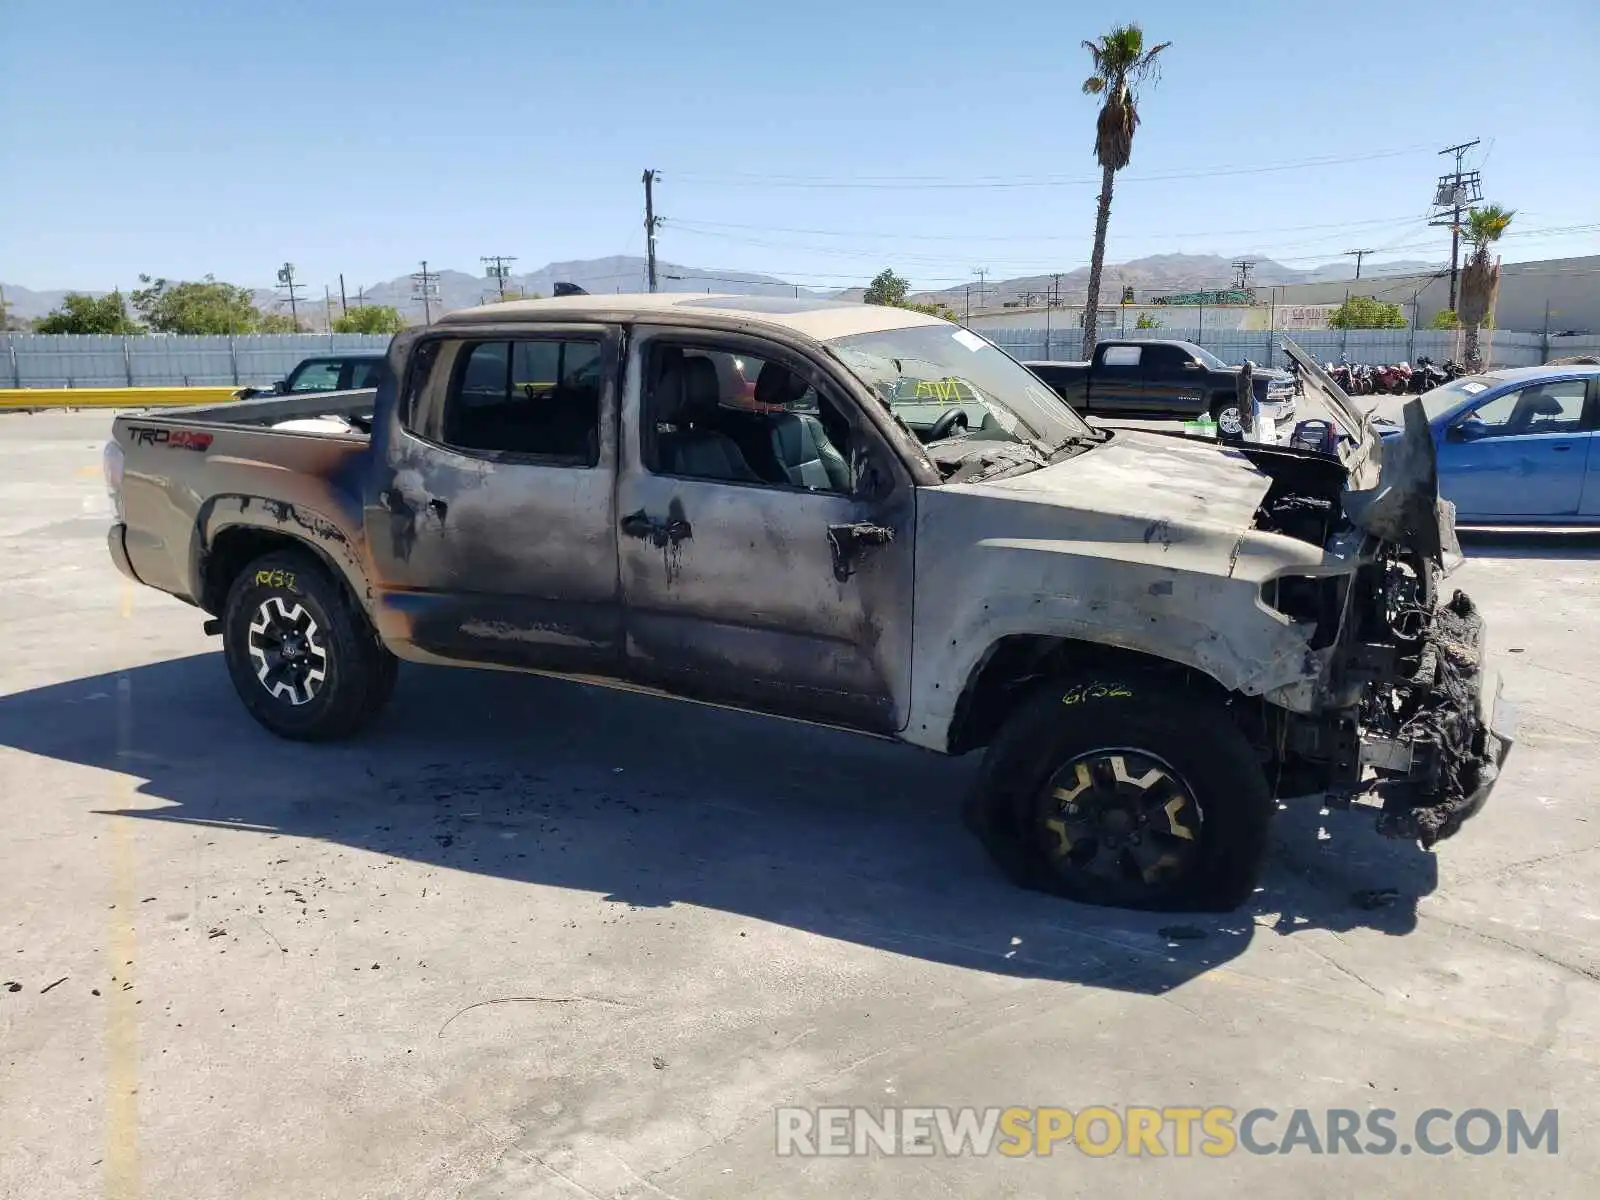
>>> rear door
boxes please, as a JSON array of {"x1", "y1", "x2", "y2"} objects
[
  {"x1": 363, "y1": 323, "x2": 623, "y2": 671},
  {"x1": 1437, "y1": 377, "x2": 1592, "y2": 518},
  {"x1": 1088, "y1": 344, "x2": 1145, "y2": 414},
  {"x1": 613, "y1": 326, "x2": 915, "y2": 733}
]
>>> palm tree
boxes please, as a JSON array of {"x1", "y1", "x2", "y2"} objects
[
  {"x1": 1079, "y1": 25, "x2": 1171, "y2": 358},
  {"x1": 1457, "y1": 204, "x2": 1514, "y2": 371}
]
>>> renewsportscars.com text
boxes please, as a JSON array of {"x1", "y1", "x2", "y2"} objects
[{"x1": 775, "y1": 1106, "x2": 1559, "y2": 1158}]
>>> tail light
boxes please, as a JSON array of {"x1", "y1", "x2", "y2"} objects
[{"x1": 103, "y1": 440, "x2": 125, "y2": 519}]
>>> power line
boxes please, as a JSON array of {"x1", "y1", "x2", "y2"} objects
[
  {"x1": 670, "y1": 145, "x2": 1435, "y2": 190},
  {"x1": 664, "y1": 212, "x2": 1426, "y2": 244}
]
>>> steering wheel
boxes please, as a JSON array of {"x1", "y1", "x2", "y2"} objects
[{"x1": 925, "y1": 407, "x2": 969, "y2": 443}]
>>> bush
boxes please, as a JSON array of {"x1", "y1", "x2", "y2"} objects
[{"x1": 1327, "y1": 296, "x2": 1407, "y2": 329}]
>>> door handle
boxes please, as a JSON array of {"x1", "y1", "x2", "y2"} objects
[
  {"x1": 620, "y1": 509, "x2": 656, "y2": 539},
  {"x1": 621, "y1": 509, "x2": 693, "y2": 545},
  {"x1": 1552, "y1": 445, "x2": 1573, "y2": 452},
  {"x1": 827, "y1": 522, "x2": 895, "y2": 582}
]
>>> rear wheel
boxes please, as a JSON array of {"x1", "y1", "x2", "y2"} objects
[
  {"x1": 964, "y1": 674, "x2": 1273, "y2": 911},
  {"x1": 221, "y1": 549, "x2": 397, "y2": 741}
]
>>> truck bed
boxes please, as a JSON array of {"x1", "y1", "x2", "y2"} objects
[
  {"x1": 156, "y1": 387, "x2": 379, "y2": 436},
  {"x1": 109, "y1": 388, "x2": 378, "y2": 606}
]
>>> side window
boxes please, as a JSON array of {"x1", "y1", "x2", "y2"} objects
[
  {"x1": 349, "y1": 360, "x2": 384, "y2": 388},
  {"x1": 1466, "y1": 381, "x2": 1588, "y2": 438},
  {"x1": 643, "y1": 342, "x2": 853, "y2": 493},
  {"x1": 440, "y1": 338, "x2": 600, "y2": 462},
  {"x1": 1100, "y1": 345, "x2": 1141, "y2": 368},
  {"x1": 1141, "y1": 345, "x2": 1188, "y2": 372},
  {"x1": 288, "y1": 361, "x2": 341, "y2": 392}
]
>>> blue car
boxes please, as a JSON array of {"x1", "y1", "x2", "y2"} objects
[{"x1": 1366, "y1": 365, "x2": 1600, "y2": 525}]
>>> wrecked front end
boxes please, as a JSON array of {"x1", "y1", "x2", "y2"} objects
[{"x1": 1246, "y1": 343, "x2": 1514, "y2": 847}]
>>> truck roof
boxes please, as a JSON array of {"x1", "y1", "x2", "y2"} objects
[{"x1": 435, "y1": 292, "x2": 947, "y2": 341}]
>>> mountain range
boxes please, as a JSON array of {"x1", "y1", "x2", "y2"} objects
[{"x1": 3, "y1": 253, "x2": 1437, "y2": 327}]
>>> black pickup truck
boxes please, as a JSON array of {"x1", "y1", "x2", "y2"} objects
[
  {"x1": 1027, "y1": 339, "x2": 1296, "y2": 437},
  {"x1": 237, "y1": 352, "x2": 388, "y2": 400}
]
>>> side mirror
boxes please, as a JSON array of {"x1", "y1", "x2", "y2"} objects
[
  {"x1": 1448, "y1": 419, "x2": 1486, "y2": 443},
  {"x1": 272, "y1": 379, "x2": 288, "y2": 394},
  {"x1": 1183, "y1": 360, "x2": 1203, "y2": 371}
]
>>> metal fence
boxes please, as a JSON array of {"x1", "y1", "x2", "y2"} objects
[
  {"x1": 0, "y1": 333, "x2": 393, "y2": 389},
  {"x1": 973, "y1": 325, "x2": 1600, "y2": 371},
  {"x1": 4, "y1": 327, "x2": 1597, "y2": 390}
]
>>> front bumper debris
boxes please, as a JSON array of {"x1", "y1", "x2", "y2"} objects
[{"x1": 1365, "y1": 590, "x2": 1514, "y2": 846}]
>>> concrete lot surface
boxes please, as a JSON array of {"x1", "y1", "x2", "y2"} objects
[{"x1": 2, "y1": 410, "x2": 1598, "y2": 1198}]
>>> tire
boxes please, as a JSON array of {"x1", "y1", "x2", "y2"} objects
[
  {"x1": 963, "y1": 673, "x2": 1272, "y2": 911},
  {"x1": 221, "y1": 549, "x2": 397, "y2": 741},
  {"x1": 1210, "y1": 397, "x2": 1249, "y2": 439}
]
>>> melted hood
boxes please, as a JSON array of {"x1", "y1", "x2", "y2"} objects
[{"x1": 977, "y1": 427, "x2": 1273, "y2": 537}]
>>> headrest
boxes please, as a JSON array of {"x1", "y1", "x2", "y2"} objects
[
  {"x1": 654, "y1": 349, "x2": 723, "y2": 424},
  {"x1": 754, "y1": 361, "x2": 810, "y2": 409}
]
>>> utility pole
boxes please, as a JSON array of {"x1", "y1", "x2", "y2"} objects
[
  {"x1": 275, "y1": 263, "x2": 305, "y2": 329},
  {"x1": 971, "y1": 267, "x2": 989, "y2": 313},
  {"x1": 338, "y1": 273, "x2": 348, "y2": 316},
  {"x1": 642, "y1": 169, "x2": 661, "y2": 292},
  {"x1": 1051, "y1": 273, "x2": 1063, "y2": 308},
  {"x1": 411, "y1": 260, "x2": 440, "y2": 324},
  {"x1": 324, "y1": 285, "x2": 333, "y2": 331},
  {"x1": 1344, "y1": 248, "x2": 1375, "y2": 280},
  {"x1": 1429, "y1": 139, "x2": 1482, "y2": 311},
  {"x1": 1230, "y1": 259, "x2": 1257, "y2": 291},
  {"x1": 481, "y1": 255, "x2": 517, "y2": 300}
]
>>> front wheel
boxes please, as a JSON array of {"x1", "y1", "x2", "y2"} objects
[
  {"x1": 221, "y1": 549, "x2": 397, "y2": 741},
  {"x1": 964, "y1": 674, "x2": 1273, "y2": 911}
]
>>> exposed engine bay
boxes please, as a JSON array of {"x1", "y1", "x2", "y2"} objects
[{"x1": 1238, "y1": 398, "x2": 1506, "y2": 848}]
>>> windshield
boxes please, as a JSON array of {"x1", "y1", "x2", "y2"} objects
[
  {"x1": 826, "y1": 324, "x2": 1093, "y2": 449},
  {"x1": 1191, "y1": 345, "x2": 1231, "y2": 371},
  {"x1": 1419, "y1": 376, "x2": 1493, "y2": 421}
]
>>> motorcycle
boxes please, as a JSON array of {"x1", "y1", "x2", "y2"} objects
[
  {"x1": 1327, "y1": 361, "x2": 1354, "y2": 393},
  {"x1": 1411, "y1": 357, "x2": 1448, "y2": 392},
  {"x1": 1350, "y1": 363, "x2": 1375, "y2": 395},
  {"x1": 1372, "y1": 362, "x2": 1412, "y2": 394}
]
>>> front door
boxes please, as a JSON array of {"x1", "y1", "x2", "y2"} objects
[
  {"x1": 1438, "y1": 378, "x2": 1593, "y2": 518},
  {"x1": 363, "y1": 324, "x2": 623, "y2": 672},
  {"x1": 1137, "y1": 342, "x2": 1208, "y2": 418},
  {"x1": 614, "y1": 327, "x2": 915, "y2": 733}
]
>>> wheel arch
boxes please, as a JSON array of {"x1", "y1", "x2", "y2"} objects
[
  {"x1": 195, "y1": 497, "x2": 371, "y2": 617},
  {"x1": 944, "y1": 634, "x2": 1236, "y2": 756}
]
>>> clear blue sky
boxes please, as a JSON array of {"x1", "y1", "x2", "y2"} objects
[{"x1": 2, "y1": 0, "x2": 1596, "y2": 295}]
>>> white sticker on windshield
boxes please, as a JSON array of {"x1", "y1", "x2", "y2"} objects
[
  {"x1": 1459, "y1": 381, "x2": 1488, "y2": 395},
  {"x1": 951, "y1": 329, "x2": 987, "y2": 353}
]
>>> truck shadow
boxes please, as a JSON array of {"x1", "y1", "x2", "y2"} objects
[{"x1": 0, "y1": 654, "x2": 1438, "y2": 990}]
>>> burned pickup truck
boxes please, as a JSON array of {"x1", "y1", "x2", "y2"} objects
[{"x1": 104, "y1": 296, "x2": 1512, "y2": 911}]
